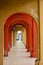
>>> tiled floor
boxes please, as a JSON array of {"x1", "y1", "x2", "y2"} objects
[{"x1": 3, "y1": 41, "x2": 37, "y2": 65}]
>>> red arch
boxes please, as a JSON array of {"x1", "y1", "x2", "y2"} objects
[{"x1": 4, "y1": 13, "x2": 38, "y2": 58}]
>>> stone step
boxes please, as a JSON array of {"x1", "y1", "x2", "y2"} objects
[
  {"x1": 10, "y1": 46, "x2": 27, "y2": 51},
  {"x1": 4, "y1": 56, "x2": 37, "y2": 65},
  {"x1": 9, "y1": 51, "x2": 30, "y2": 57}
]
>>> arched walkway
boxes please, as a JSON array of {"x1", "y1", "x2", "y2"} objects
[
  {"x1": 4, "y1": 13, "x2": 38, "y2": 58},
  {"x1": 4, "y1": 41, "x2": 37, "y2": 65},
  {"x1": 12, "y1": 25, "x2": 26, "y2": 46}
]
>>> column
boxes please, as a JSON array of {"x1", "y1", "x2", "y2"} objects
[{"x1": 39, "y1": 0, "x2": 43, "y2": 65}]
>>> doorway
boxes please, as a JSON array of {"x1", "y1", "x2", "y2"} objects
[{"x1": 16, "y1": 31, "x2": 22, "y2": 41}]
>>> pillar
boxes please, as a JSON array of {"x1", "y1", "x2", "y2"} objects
[
  {"x1": 39, "y1": 0, "x2": 43, "y2": 65},
  {"x1": 4, "y1": 27, "x2": 9, "y2": 56},
  {"x1": 32, "y1": 20, "x2": 38, "y2": 58},
  {"x1": 26, "y1": 26, "x2": 33, "y2": 57}
]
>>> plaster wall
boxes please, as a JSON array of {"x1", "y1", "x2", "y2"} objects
[{"x1": 0, "y1": 0, "x2": 38, "y2": 64}]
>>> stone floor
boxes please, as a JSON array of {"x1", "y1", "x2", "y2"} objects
[{"x1": 3, "y1": 41, "x2": 37, "y2": 65}]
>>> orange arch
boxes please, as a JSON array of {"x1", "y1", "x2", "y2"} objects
[{"x1": 4, "y1": 13, "x2": 38, "y2": 58}]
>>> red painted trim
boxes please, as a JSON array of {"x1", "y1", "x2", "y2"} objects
[
  {"x1": 31, "y1": 19, "x2": 38, "y2": 57},
  {"x1": 4, "y1": 13, "x2": 38, "y2": 57}
]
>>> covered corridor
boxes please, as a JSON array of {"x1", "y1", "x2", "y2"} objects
[
  {"x1": 4, "y1": 13, "x2": 38, "y2": 65},
  {"x1": 4, "y1": 41, "x2": 37, "y2": 65},
  {"x1": 0, "y1": 0, "x2": 43, "y2": 65}
]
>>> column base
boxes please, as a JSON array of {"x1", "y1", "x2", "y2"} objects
[
  {"x1": 31, "y1": 52, "x2": 38, "y2": 58},
  {"x1": 35, "y1": 60, "x2": 39, "y2": 65},
  {"x1": 4, "y1": 51, "x2": 8, "y2": 57},
  {"x1": 27, "y1": 49, "x2": 29, "y2": 52},
  {"x1": 39, "y1": 60, "x2": 43, "y2": 65},
  {"x1": 8, "y1": 48, "x2": 10, "y2": 51}
]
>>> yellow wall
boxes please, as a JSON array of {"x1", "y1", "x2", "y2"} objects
[
  {"x1": 39, "y1": 0, "x2": 43, "y2": 65},
  {"x1": 13, "y1": 30, "x2": 17, "y2": 45},
  {"x1": 22, "y1": 28, "x2": 26, "y2": 45},
  {"x1": 0, "y1": 0, "x2": 38, "y2": 65}
]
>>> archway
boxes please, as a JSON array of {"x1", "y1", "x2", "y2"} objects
[
  {"x1": 4, "y1": 13, "x2": 38, "y2": 58},
  {"x1": 12, "y1": 25, "x2": 26, "y2": 46}
]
